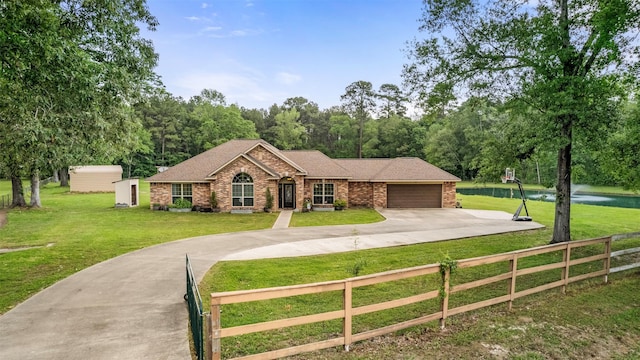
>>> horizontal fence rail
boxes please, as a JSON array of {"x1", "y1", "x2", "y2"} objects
[
  {"x1": 206, "y1": 235, "x2": 640, "y2": 360},
  {"x1": 610, "y1": 233, "x2": 640, "y2": 273}
]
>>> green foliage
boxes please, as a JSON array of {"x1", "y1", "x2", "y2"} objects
[
  {"x1": 438, "y1": 253, "x2": 458, "y2": 300},
  {"x1": 171, "y1": 198, "x2": 192, "y2": 209},
  {"x1": 341, "y1": 81, "x2": 377, "y2": 158},
  {"x1": 438, "y1": 254, "x2": 458, "y2": 277},
  {"x1": 0, "y1": 0, "x2": 159, "y2": 191},
  {"x1": 377, "y1": 83, "x2": 408, "y2": 118},
  {"x1": 346, "y1": 257, "x2": 368, "y2": 277},
  {"x1": 272, "y1": 109, "x2": 306, "y2": 150},
  {"x1": 193, "y1": 103, "x2": 258, "y2": 150},
  {"x1": 210, "y1": 191, "x2": 218, "y2": 208},
  {"x1": 264, "y1": 188, "x2": 273, "y2": 210},
  {"x1": 333, "y1": 199, "x2": 347, "y2": 208},
  {"x1": 135, "y1": 91, "x2": 191, "y2": 166},
  {"x1": 328, "y1": 113, "x2": 358, "y2": 158},
  {"x1": 404, "y1": 0, "x2": 640, "y2": 242},
  {"x1": 599, "y1": 101, "x2": 640, "y2": 190}
]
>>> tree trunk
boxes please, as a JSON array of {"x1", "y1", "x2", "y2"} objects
[
  {"x1": 30, "y1": 171, "x2": 42, "y2": 208},
  {"x1": 59, "y1": 167, "x2": 69, "y2": 187},
  {"x1": 551, "y1": 126, "x2": 572, "y2": 244},
  {"x1": 357, "y1": 115, "x2": 363, "y2": 159},
  {"x1": 11, "y1": 176, "x2": 27, "y2": 207},
  {"x1": 52, "y1": 168, "x2": 60, "y2": 183}
]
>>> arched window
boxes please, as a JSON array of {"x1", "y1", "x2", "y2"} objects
[{"x1": 232, "y1": 173, "x2": 254, "y2": 207}]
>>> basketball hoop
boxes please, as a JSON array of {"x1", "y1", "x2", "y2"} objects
[
  {"x1": 500, "y1": 167, "x2": 532, "y2": 221},
  {"x1": 503, "y1": 168, "x2": 515, "y2": 182}
]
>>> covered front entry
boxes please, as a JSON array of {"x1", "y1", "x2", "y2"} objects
[
  {"x1": 387, "y1": 184, "x2": 442, "y2": 208},
  {"x1": 278, "y1": 179, "x2": 296, "y2": 209}
]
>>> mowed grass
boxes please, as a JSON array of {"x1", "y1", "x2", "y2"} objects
[
  {"x1": 201, "y1": 194, "x2": 640, "y2": 359},
  {"x1": 290, "y1": 208, "x2": 385, "y2": 227},
  {"x1": 0, "y1": 181, "x2": 278, "y2": 314},
  {"x1": 457, "y1": 180, "x2": 640, "y2": 195}
]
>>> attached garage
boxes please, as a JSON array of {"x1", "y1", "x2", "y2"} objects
[{"x1": 387, "y1": 184, "x2": 442, "y2": 208}]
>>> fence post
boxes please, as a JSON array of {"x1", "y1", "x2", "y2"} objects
[
  {"x1": 604, "y1": 237, "x2": 612, "y2": 283},
  {"x1": 343, "y1": 280, "x2": 352, "y2": 351},
  {"x1": 204, "y1": 313, "x2": 212, "y2": 360},
  {"x1": 439, "y1": 267, "x2": 450, "y2": 329},
  {"x1": 210, "y1": 296, "x2": 221, "y2": 360},
  {"x1": 508, "y1": 254, "x2": 518, "y2": 311},
  {"x1": 562, "y1": 245, "x2": 571, "y2": 294}
]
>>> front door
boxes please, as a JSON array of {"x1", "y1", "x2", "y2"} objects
[{"x1": 283, "y1": 184, "x2": 295, "y2": 208}]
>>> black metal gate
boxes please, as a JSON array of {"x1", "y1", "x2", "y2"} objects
[{"x1": 186, "y1": 255, "x2": 209, "y2": 360}]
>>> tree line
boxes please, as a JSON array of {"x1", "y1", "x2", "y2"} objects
[
  {"x1": 1, "y1": 0, "x2": 639, "y2": 245},
  {"x1": 127, "y1": 86, "x2": 640, "y2": 192}
]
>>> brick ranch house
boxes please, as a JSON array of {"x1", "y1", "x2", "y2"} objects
[{"x1": 147, "y1": 139, "x2": 460, "y2": 212}]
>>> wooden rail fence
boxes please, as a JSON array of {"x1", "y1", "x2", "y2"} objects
[{"x1": 208, "y1": 235, "x2": 639, "y2": 360}]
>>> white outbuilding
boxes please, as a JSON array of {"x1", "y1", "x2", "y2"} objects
[
  {"x1": 69, "y1": 165, "x2": 123, "y2": 192},
  {"x1": 114, "y1": 178, "x2": 139, "y2": 207}
]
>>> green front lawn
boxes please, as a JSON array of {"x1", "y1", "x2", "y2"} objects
[
  {"x1": 201, "y1": 194, "x2": 640, "y2": 359},
  {"x1": 290, "y1": 208, "x2": 384, "y2": 227},
  {"x1": 457, "y1": 180, "x2": 639, "y2": 195},
  {"x1": 0, "y1": 181, "x2": 278, "y2": 314}
]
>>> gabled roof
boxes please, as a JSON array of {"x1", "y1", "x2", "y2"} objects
[
  {"x1": 335, "y1": 158, "x2": 460, "y2": 182},
  {"x1": 146, "y1": 139, "x2": 460, "y2": 183},
  {"x1": 208, "y1": 153, "x2": 279, "y2": 179},
  {"x1": 147, "y1": 139, "x2": 299, "y2": 183}
]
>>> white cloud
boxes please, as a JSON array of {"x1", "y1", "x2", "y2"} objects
[
  {"x1": 185, "y1": 16, "x2": 202, "y2": 21},
  {"x1": 276, "y1": 72, "x2": 302, "y2": 85},
  {"x1": 206, "y1": 28, "x2": 263, "y2": 38},
  {"x1": 202, "y1": 26, "x2": 222, "y2": 32},
  {"x1": 201, "y1": 2, "x2": 209, "y2": 9},
  {"x1": 174, "y1": 72, "x2": 286, "y2": 106},
  {"x1": 245, "y1": 1, "x2": 254, "y2": 7}
]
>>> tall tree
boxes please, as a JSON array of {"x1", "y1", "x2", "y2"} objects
[
  {"x1": 272, "y1": 109, "x2": 307, "y2": 150},
  {"x1": 341, "y1": 81, "x2": 376, "y2": 158},
  {"x1": 0, "y1": 0, "x2": 158, "y2": 207},
  {"x1": 377, "y1": 84, "x2": 408, "y2": 118},
  {"x1": 405, "y1": 0, "x2": 640, "y2": 243},
  {"x1": 329, "y1": 113, "x2": 359, "y2": 158},
  {"x1": 193, "y1": 103, "x2": 258, "y2": 150},
  {"x1": 282, "y1": 97, "x2": 324, "y2": 149},
  {"x1": 600, "y1": 100, "x2": 640, "y2": 190},
  {"x1": 136, "y1": 92, "x2": 186, "y2": 166}
]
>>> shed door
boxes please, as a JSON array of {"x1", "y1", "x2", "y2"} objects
[{"x1": 387, "y1": 184, "x2": 442, "y2": 208}]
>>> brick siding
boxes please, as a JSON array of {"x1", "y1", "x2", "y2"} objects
[
  {"x1": 149, "y1": 182, "x2": 171, "y2": 208},
  {"x1": 442, "y1": 181, "x2": 457, "y2": 208},
  {"x1": 373, "y1": 183, "x2": 387, "y2": 208},
  {"x1": 348, "y1": 182, "x2": 373, "y2": 207},
  {"x1": 150, "y1": 143, "x2": 458, "y2": 211}
]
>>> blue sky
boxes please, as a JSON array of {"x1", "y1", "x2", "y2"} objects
[{"x1": 143, "y1": 0, "x2": 424, "y2": 110}]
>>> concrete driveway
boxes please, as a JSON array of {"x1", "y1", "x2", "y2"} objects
[{"x1": 0, "y1": 209, "x2": 543, "y2": 360}]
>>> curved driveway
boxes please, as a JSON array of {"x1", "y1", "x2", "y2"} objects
[{"x1": 0, "y1": 209, "x2": 543, "y2": 359}]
